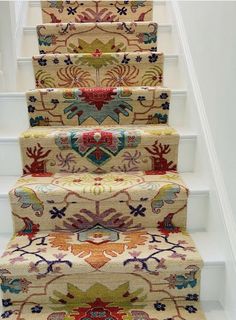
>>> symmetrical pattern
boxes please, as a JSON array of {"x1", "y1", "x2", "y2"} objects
[
  {"x1": 41, "y1": 1, "x2": 153, "y2": 23},
  {"x1": 0, "y1": 0, "x2": 206, "y2": 319},
  {"x1": 37, "y1": 22, "x2": 158, "y2": 54},
  {"x1": 33, "y1": 52, "x2": 164, "y2": 88},
  {"x1": 20, "y1": 125, "x2": 179, "y2": 173},
  {"x1": 9, "y1": 171, "x2": 188, "y2": 232},
  {"x1": 26, "y1": 87, "x2": 171, "y2": 126}
]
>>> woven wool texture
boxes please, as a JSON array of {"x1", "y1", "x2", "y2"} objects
[
  {"x1": 0, "y1": 1, "x2": 206, "y2": 319},
  {"x1": 33, "y1": 52, "x2": 164, "y2": 88},
  {"x1": 41, "y1": 1, "x2": 154, "y2": 23},
  {"x1": 37, "y1": 22, "x2": 158, "y2": 54},
  {"x1": 9, "y1": 171, "x2": 188, "y2": 232},
  {"x1": 20, "y1": 125, "x2": 179, "y2": 174},
  {"x1": 26, "y1": 87, "x2": 171, "y2": 126}
]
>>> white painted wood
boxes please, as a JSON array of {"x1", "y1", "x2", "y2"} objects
[{"x1": 168, "y1": 1, "x2": 235, "y2": 317}]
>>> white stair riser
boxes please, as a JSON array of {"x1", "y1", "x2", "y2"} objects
[
  {"x1": 21, "y1": 26, "x2": 176, "y2": 56},
  {"x1": 0, "y1": 92, "x2": 186, "y2": 132},
  {"x1": 201, "y1": 264, "x2": 225, "y2": 301},
  {"x1": 16, "y1": 57, "x2": 186, "y2": 91},
  {"x1": 0, "y1": 136, "x2": 196, "y2": 176},
  {"x1": 0, "y1": 191, "x2": 208, "y2": 234}
]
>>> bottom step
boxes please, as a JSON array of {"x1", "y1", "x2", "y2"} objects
[{"x1": 1, "y1": 301, "x2": 206, "y2": 320}]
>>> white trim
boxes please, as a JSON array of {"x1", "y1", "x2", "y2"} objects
[
  {"x1": 171, "y1": 0, "x2": 236, "y2": 317},
  {"x1": 14, "y1": 1, "x2": 28, "y2": 57},
  {"x1": 171, "y1": 0, "x2": 236, "y2": 264}
]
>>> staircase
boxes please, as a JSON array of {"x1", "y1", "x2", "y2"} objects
[{"x1": 0, "y1": 1, "x2": 229, "y2": 319}]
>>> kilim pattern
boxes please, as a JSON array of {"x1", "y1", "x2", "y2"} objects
[{"x1": 0, "y1": 1, "x2": 206, "y2": 319}]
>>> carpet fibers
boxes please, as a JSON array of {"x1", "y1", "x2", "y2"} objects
[{"x1": 0, "y1": 1, "x2": 206, "y2": 319}]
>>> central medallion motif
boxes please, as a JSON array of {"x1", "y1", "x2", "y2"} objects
[
  {"x1": 78, "y1": 224, "x2": 119, "y2": 244},
  {"x1": 55, "y1": 128, "x2": 141, "y2": 166}
]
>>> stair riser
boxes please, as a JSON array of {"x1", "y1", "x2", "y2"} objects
[
  {"x1": 41, "y1": 1, "x2": 153, "y2": 23},
  {"x1": 11, "y1": 201, "x2": 187, "y2": 232},
  {"x1": 0, "y1": 92, "x2": 186, "y2": 132},
  {"x1": 27, "y1": 2, "x2": 171, "y2": 25},
  {"x1": 20, "y1": 130, "x2": 179, "y2": 174},
  {"x1": 37, "y1": 22, "x2": 158, "y2": 55},
  {"x1": 32, "y1": 53, "x2": 164, "y2": 89},
  {"x1": 0, "y1": 192, "x2": 208, "y2": 234},
  {"x1": 0, "y1": 137, "x2": 195, "y2": 176},
  {"x1": 25, "y1": 87, "x2": 171, "y2": 127},
  {"x1": 21, "y1": 26, "x2": 176, "y2": 56},
  {"x1": 9, "y1": 171, "x2": 188, "y2": 232},
  {"x1": 16, "y1": 57, "x2": 186, "y2": 91},
  {"x1": 1, "y1": 270, "x2": 201, "y2": 306}
]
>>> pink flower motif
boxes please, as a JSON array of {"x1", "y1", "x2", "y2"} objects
[
  {"x1": 169, "y1": 252, "x2": 186, "y2": 260},
  {"x1": 156, "y1": 258, "x2": 166, "y2": 270},
  {"x1": 134, "y1": 263, "x2": 141, "y2": 270},
  {"x1": 122, "y1": 150, "x2": 141, "y2": 167},
  {"x1": 164, "y1": 274, "x2": 177, "y2": 289},
  {"x1": 28, "y1": 262, "x2": 39, "y2": 273},
  {"x1": 178, "y1": 240, "x2": 187, "y2": 245},
  {"x1": 9, "y1": 244, "x2": 18, "y2": 249},
  {"x1": 148, "y1": 245, "x2": 157, "y2": 250},
  {"x1": 52, "y1": 266, "x2": 62, "y2": 273},
  {"x1": 129, "y1": 251, "x2": 141, "y2": 258},
  {"x1": 1, "y1": 251, "x2": 12, "y2": 257},
  {"x1": 9, "y1": 256, "x2": 27, "y2": 264},
  {"x1": 53, "y1": 253, "x2": 67, "y2": 260}
]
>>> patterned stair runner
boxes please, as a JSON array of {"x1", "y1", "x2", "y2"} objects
[
  {"x1": 26, "y1": 87, "x2": 170, "y2": 126},
  {"x1": 33, "y1": 52, "x2": 164, "y2": 88},
  {"x1": 37, "y1": 22, "x2": 158, "y2": 54},
  {"x1": 0, "y1": 1, "x2": 206, "y2": 319}
]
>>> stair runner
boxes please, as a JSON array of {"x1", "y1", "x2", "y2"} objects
[{"x1": 0, "y1": 1, "x2": 206, "y2": 319}]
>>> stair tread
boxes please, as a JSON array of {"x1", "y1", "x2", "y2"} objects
[
  {"x1": 10, "y1": 170, "x2": 187, "y2": 200},
  {"x1": 20, "y1": 124, "x2": 178, "y2": 137},
  {"x1": 0, "y1": 228, "x2": 202, "y2": 276},
  {"x1": 0, "y1": 301, "x2": 206, "y2": 320},
  {"x1": 9, "y1": 170, "x2": 188, "y2": 231}
]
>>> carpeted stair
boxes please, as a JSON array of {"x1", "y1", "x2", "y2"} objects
[{"x1": 0, "y1": 1, "x2": 206, "y2": 319}]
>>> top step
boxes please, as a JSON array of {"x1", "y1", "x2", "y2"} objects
[{"x1": 41, "y1": 1, "x2": 153, "y2": 23}]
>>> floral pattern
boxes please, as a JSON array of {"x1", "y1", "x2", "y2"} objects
[
  {"x1": 32, "y1": 52, "x2": 164, "y2": 88},
  {"x1": 26, "y1": 86, "x2": 170, "y2": 126},
  {"x1": 0, "y1": 0, "x2": 206, "y2": 319},
  {"x1": 37, "y1": 22, "x2": 158, "y2": 54},
  {"x1": 41, "y1": 1, "x2": 153, "y2": 23},
  {"x1": 9, "y1": 171, "x2": 188, "y2": 232},
  {"x1": 20, "y1": 125, "x2": 179, "y2": 173}
]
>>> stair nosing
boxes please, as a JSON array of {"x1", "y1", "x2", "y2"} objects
[
  {"x1": 23, "y1": 23, "x2": 173, "y2": 33},
  {"x1": 0, "y1": 90, "x2": 187, "y2": 99},
  {"x1": 17, "y1": 54, "x2": 179, "y2": 64}
]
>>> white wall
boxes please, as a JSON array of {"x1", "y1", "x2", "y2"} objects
[{"x1": 178, "y1": 0, "x2": 236, "y2": 220}]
